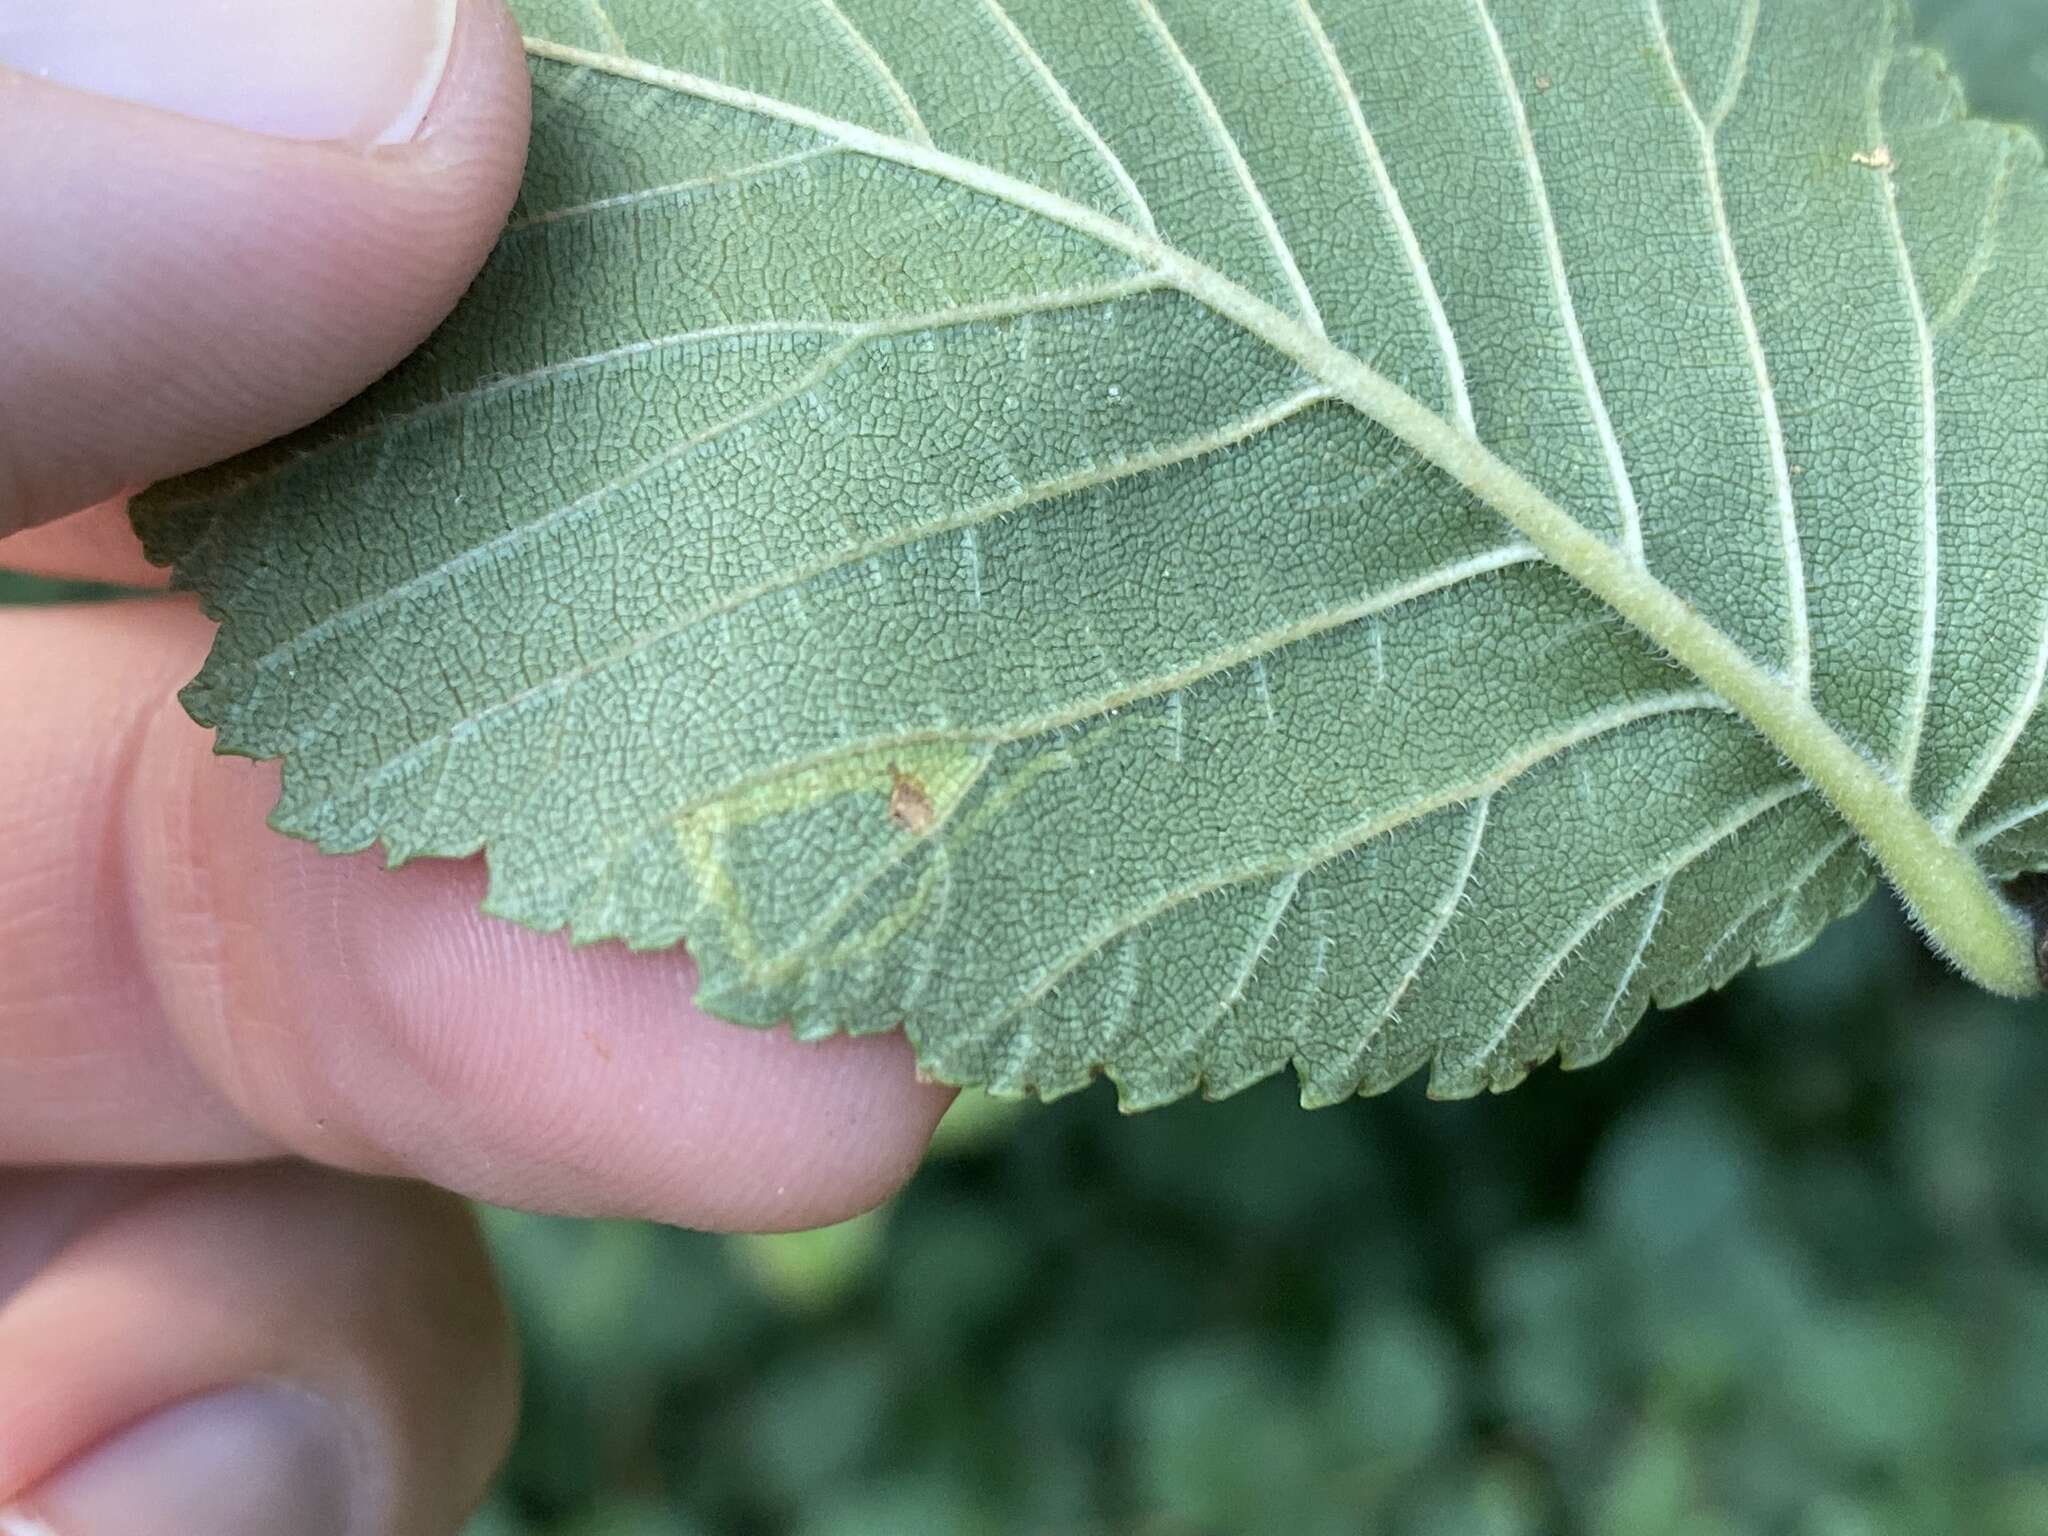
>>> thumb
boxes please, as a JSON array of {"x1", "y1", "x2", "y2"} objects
[{"x1": 0, "y1": 0, "x2": 530, "y2": 533}]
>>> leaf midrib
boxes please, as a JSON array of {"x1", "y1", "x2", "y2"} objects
[{"x1": 517, "y1": 35, "x2": 2038, "y2": 996}]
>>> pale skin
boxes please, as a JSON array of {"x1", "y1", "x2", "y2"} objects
[{"x1": 0, "y1": 3, "x2": 952, "y2": 1531}]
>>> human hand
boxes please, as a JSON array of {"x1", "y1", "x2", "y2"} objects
[{"x1": 0, "y1": 3, "x2": 954, "y2": 1531}]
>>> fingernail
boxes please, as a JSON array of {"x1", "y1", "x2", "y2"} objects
[
  {"x1": 0, "y1": 1386, "x2": 357, "y2": 1536},
  {"x1": 0, "y1": 0, "x2": 459, "y2": 146}
]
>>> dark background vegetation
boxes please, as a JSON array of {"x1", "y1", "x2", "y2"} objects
[{"x1": 6, "y1": 3, "x2": 2047, "y2": 1530}]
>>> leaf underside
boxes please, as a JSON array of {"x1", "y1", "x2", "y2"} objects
[{"x1": 137, "y1": 0, "x2": 2048, "y2": 1107}]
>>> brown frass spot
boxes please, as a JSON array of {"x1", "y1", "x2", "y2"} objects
[{"x1": 887, "y1": 764, "x2": 936, "y2": 837}]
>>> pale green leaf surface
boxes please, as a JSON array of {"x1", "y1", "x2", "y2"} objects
[{"x1": 136, "y1": 0, "x2": 2048, "y2": 1105}]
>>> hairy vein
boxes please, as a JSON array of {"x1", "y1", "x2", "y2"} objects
[
  {"x1": 1471, "y1": 0, "x2": 1646, "y2": 564},
  {"x1": 503, "y1": 145, "x2": 842, "y2": 232},
  {"x1": 1647, "y1": 0, "x2": 1811, "y2": 694},
  {"x1": 1131, "y1": 0, "x2": 1328, "y2": 335},
  {"x1": 581, "y1": 0, "x2": 626, "y2": 53},
  {"x1": 974, "y1": 696, "x2": 1720, "y2": 1044},
  {"x1": 1209, "y1": 872, "x2": 1307, "y2": 1030},
  {"x1": 979, "y1": 0, "x2": 1160, "y2": 235},
  {"x1": 1480, "y1": 782, "x2": 1810, "y2": 1073},
  {"x1": 329, "y1": 535, "x2": 1541, "y2": 835},
  {"x1": 248, "y1": 345, "x2": 1284, "y2": 692},
  {"x1": 1694, "y1": 828, "x2": 1855, "y2": 978},
  {"x1": 1946, "y1": 591, "x2": 2048, "y2": 834},
  {"x1": 1585, "y1": 879, "x2": 1667, "y2": 1061},
  {"x1": 419, "y1": 546, "x2": 1563, "y2": 942},
  {"x1": 190, "y1": 276, "x2": 1165, "y2": 639},
  {"x1": 1969, "y1": 786, "x2": 2048, "y2": 852},
  {"x1": 1933, "y1": 136, "x2": 2021, "y2": 333},
  {"x1": 1294, "y1": 0, "x2": 1473, "y2": 431},
  {"x1": 1866, "y1": 47, "x2": 1943, "y2": 787},
  {"x1": 1707, "y1": 0, "x2": 1761, "y2": 129},
  {"x1": 813, "y1": 0, "x2": 934, "y2": 144},
  {"x1": 1331, "y1": 793, "x2": 1492, "y2": 1086}
]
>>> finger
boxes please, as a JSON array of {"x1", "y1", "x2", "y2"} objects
[
  {"x1": 0, "y1": 1165, "x2": 514, "y2": 1536},
  {"x1": 0, "y1": 502, "x2": 166, "y2": 588},
  {"x1": 0, "y1": 0, "x2": 530, "y2": 534},
  {"x1": 0, "y1": 601, "x2": 955, "y2": 1229}
]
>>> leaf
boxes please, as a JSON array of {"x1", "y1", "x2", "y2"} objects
[{"x1": 135, "y1": 0, "x2": 2048, "y2": 1106}]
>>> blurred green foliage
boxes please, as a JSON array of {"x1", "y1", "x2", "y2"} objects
[
  {"x1": 0, "y1": 571, "x2": 123, "y2": 605},
  {"x1": 477, "y1": 904, "x2": 2048, "y2": 1534}
]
